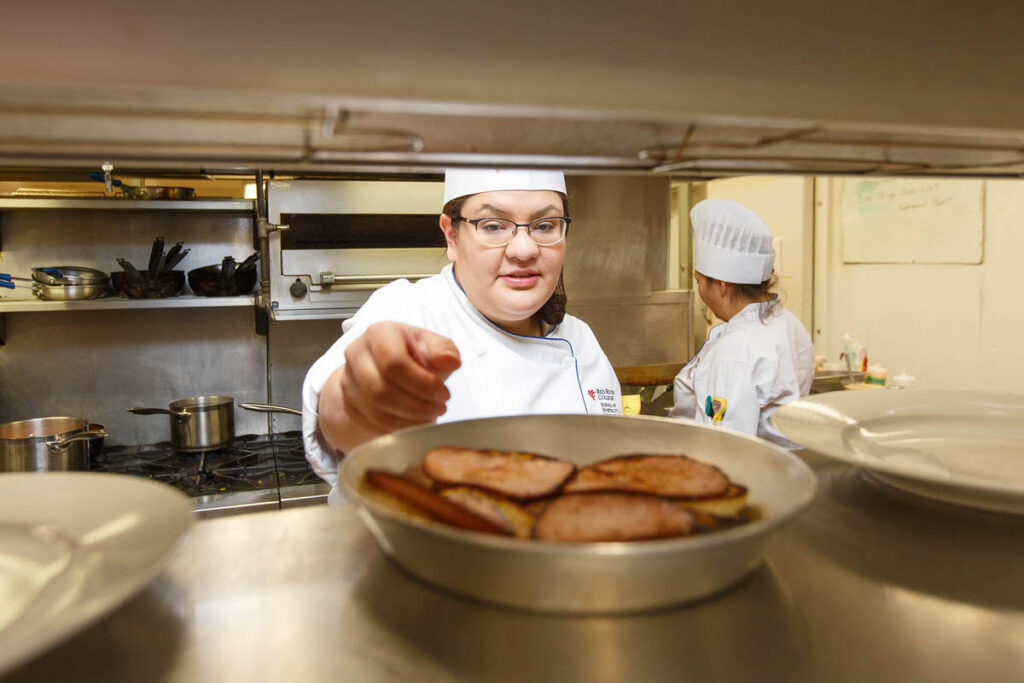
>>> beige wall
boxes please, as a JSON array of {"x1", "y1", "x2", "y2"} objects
[
  {"x1": 814, "y1": 177, "x2": 1024, "y2": 391},
  {"x1": 692, "y1": 175, "x2": 1024, "y2": 392}
]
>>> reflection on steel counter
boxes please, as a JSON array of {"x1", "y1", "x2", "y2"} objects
[{"x1": 90, "y1": 431, "x2": 329, "y2": 518}]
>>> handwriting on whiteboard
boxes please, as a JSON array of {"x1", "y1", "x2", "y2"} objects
[
  {"x1": 853, "y1": 180, "x2": 955, "y2": 213},
  {"x1": 841, "y1": 178, "x2": 983, "y2": 264}
]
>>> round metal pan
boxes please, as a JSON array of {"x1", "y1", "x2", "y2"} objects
[
  {"x1": 32, "y1": 282, "x2": 110, "y2": 301},
  {"x1": 340, "y1": 413, "x2": 817, "y2": 614},
  {"x1": 31, "y1": 266, "x2": 110, "y2": 286}
]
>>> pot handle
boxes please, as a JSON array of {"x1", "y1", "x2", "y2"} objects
[
  {"x1": 127, "y1": 407, "x2": 192, "y2": 422},
  {"x1": 239, "y1": 402, "x2": 303, "y2": 416},
  {"x1": 46, "y1": 428, "x2": 108, "y2": 452}
]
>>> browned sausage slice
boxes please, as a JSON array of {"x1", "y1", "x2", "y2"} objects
[
  {"x1": 423, "y1": 447, "x2": 576, "y2": 501},
  {"x1": 364, "y1": 469, "x2": 510, "y2": 536},
  {"x1": 533, "y1": 492, "x2": 696, "y2": 542},
  {"x1": 563, "y1": 454, "x2": 730, "y2": 500}
]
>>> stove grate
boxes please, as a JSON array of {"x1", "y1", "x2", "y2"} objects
[{"x1": 92, "y1": 432, "x2": 314, "y2": 499}]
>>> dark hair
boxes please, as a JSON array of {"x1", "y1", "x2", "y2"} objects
[
  {"x1": 706, "y1": 272, "x2": 781, "y2": 322},
  {"x1": 442, "y1": 194, "x2": 570, "y2": 328}
]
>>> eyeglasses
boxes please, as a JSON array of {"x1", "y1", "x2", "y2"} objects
[{"x1": 459, "y1": 216, "x2": 571, "y2": 247}]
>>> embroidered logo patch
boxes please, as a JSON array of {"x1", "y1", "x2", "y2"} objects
[{"x1": 588, "y1": 388, "x2": 619, "y2": 413}]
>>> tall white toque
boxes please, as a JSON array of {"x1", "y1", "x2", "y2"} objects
[
  {"x1": 691, "y1": 199, "x2": 776, "y2": 285},
  {"x1": 442, "y1": 169, "x2": 566, "y2": 206}
]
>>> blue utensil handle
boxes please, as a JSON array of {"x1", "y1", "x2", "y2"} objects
[
  {"x1": 0, "y1": 273, "x2": 11, "y2": 281},
  {"x1": 86, "y1": 172, "x2": 123, "y2": 187},
  {"x1": 0, "y1": 280, "x2": 14, "y2": 289}
]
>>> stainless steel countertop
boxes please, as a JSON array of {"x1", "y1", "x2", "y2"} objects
[{"x1": 5, "y1": 454, "x2": 1024, "y2": 683}]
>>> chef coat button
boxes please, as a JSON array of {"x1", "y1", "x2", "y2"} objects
[{"x1": 476, "y1": 345, "x2": 487, "y2": 356}]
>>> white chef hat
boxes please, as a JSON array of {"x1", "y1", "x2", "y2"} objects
[
  {"x1": 442, "y1": 168, "x2": 566, "y2": 206},
  {"x1": 691, "y1": 199, "x2": 775, "y2": 285}
]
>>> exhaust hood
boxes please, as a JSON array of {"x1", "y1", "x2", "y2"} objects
[
  {"x1": 1, "y1": 86, "x2": 1023, "y2": 180},
  {"x1": 2, "y1": 1, "x2": 1023, "y2": 179}
]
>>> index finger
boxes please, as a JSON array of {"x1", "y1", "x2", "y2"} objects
[
  {"x1": 364, "y1": 325, "x2": 455, "y2": 401},
  {"x1": 409, "y1": 328, "x2": 462, "y2": 376}
]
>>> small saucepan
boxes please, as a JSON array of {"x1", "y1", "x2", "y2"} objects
[
  {"x1": 0, "y1": 417, "x2": 108, "y2": 472},
  {"x1": 129, "y1": 396, "x2": 235, "y2": 453}
]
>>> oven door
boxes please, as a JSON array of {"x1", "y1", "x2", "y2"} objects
[{"x1": 267, "y1": 180, "x2": 449, "y2": 320}]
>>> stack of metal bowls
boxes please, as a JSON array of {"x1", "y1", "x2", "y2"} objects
[{"x1": 31, "y1": 266, "x2": 111, "y2": 301}]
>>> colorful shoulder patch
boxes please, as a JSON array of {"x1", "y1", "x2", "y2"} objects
[{"x1": 704, "y1": 396, "x2": 728, "y2": 425}]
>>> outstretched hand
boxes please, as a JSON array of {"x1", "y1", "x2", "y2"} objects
[{"x1": 319, "y1": 321, "x2": 462, "y2": 455}]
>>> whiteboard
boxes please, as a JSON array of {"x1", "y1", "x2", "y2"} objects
[{"x1": 840, "y1": 178, "x2": 984, "y2": 264}]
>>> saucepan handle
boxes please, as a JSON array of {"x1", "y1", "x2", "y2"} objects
[
  {"x1": 46, "y1": 428, "x2": 109, "y2": 452},
  {"x1": 127, "y1": 407, "x2": 192, "y2": 422},
  {"x1": 239, "y1": 402, "x2": 303, "y2": 416}
]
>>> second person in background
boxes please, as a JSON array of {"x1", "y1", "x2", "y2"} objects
[{"x1": 670, "y1": 198, "x2": 814, "y2": 447}]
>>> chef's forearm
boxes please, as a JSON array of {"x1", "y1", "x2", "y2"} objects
[{"x1": 317, "y1": 365, "x2": 377, "y2": 459}]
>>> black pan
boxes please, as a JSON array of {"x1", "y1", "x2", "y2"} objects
[
  {"x1": 112, "y1": 270, "x2": 186, "y2": 298},
  {"x1": 188, "y1": 263, "x2": 257, "y2": 297}
]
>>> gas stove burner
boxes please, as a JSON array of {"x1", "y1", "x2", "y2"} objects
[
  {"x1": 92, "y1": 433, "x2": 317, "y2": 503},
  {"x1": 181, "y1": 448, "x2": 232, "y2": 461}
]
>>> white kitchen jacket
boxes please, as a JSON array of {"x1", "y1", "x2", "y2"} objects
[
  {"x1": 670, "y1": 299, "x2": 814, "y2": 448},
  {"x1": 302, "y1": 264, "x2": 621, "y2": 502}
]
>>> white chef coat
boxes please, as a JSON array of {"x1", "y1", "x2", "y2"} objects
[
  {"x1": 302, "y1": 264, "x2": 622, "y2": 502},
  {"x1": 669, "y1": 298, "x2": 814, "y2": 448}
]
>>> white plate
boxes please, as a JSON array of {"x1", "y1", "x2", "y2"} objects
[
  {"x1": 773, "y1": 390, "x2": 1024, "y2": 514},
  {"x1": 0, "y1": 473, "x2": 192, "y2": 675}
]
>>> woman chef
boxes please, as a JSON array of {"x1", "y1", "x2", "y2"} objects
[
  {"x1": 669, "y1": 198, "x2": 814, "y2": 448},
  {"x1": 302, "y1": 169, "x2": 621, "y2": 501}
]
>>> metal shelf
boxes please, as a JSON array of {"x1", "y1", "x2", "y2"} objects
[
  {"x1": 0, "y1": 198, "x2": 254, "y2": 212},
  {"x1": 0, "y1": 295, "x2": 257, "y2": 313}
]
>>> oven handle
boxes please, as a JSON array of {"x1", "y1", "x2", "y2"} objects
[{"x1": 315, "y1": 273, "x2": 437, "y2": 290}]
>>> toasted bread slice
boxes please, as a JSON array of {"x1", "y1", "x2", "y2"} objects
[
  {"x1": 675, "y1": 484, "x2": 749, "y2": 518},
  {"x1": 439, "y1": 486, "x2": 535, "y2": 538}
]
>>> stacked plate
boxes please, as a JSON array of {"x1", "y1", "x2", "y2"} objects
[
  {"x1": 31, "y1": 266, "x2": 110, "y2": 301},
  {"x1": 773, "y1": 390, "x2": 1024, "y2": 514}
]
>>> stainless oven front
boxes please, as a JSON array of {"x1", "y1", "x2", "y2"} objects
[{"x1": 266, "y1": 180, "x2": 448, "y2": 320}]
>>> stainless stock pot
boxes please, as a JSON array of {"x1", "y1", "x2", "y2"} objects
[{"x1": 0, "y1": 417, "x2": 107, "y2": 471}]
